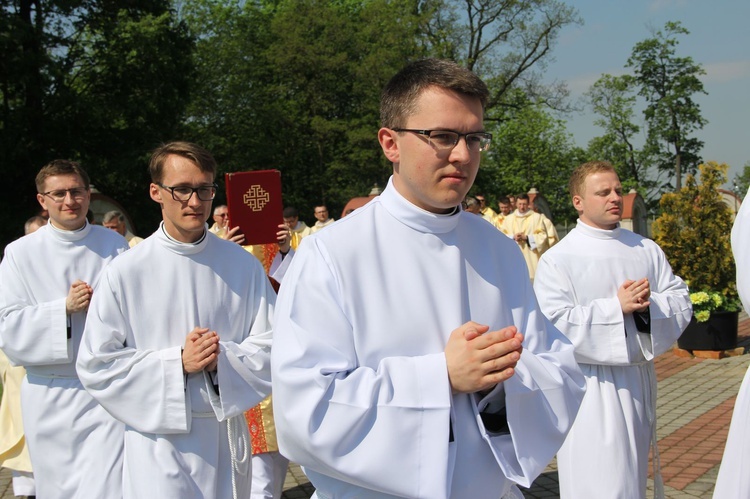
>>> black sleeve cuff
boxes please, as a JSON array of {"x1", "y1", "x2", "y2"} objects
[
  {"x1": 634, "y1": 308, "x2": 651, "y2": 334},
  {"x1": 480, "y1": 406, "x2": 510, "y2": 435}
]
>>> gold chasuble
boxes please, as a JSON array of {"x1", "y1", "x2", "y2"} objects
[{"x1": 500, "y1": 210, "x2": 552, "y2": 282}]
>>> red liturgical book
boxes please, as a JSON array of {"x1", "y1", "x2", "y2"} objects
[{"x1": 225, "y1": 170, "x2": 283, "y2": 245}]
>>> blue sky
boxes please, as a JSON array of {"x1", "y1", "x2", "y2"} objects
[{"x1": 547, "y1": 0, "x2": 750, "y2": 190}]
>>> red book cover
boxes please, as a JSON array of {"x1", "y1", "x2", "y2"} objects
[{"x1": 225, "y1": 170, "x2": 283, "y2": 245}]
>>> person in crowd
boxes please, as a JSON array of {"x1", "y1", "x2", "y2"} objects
[
  {"x1": 270, "y1": 58, "x2": 585, "y2": 499},
  {"x1": 209, "y1": 204, "x2": 229, "y2": 237},
  {"x1": 0, "y1": 160, "x2": 128, "y2": 497},
  {"x1": 507, "y1": 194, "x2": 517, "y2": 210},
  {"x1": 492, "y1": 196, "x2": 513, "y2": 229},
  {"x1": 530, "y1": 200, "x2": 559, "y2": 248},
  {"x1": 76, "y1": 141, "x2": 275, "y2": 498},
  {"x1": 23, "y1": 216, "x2": 46, "y2": 235},
  {"x1": 102, "y1": 210, "x2": 144, "y2": 247},
  {"x1": 474, "y1": 193, "x2": 496, "y2": 223},
  {"x1": 499, "y1": 193, "x2": 553, "y2": 282},
  {"x1": 533, "y1": 160, "x2": 692, "y2": 498},
  {"x1": 282, "y1": 206, "x2": 312, "y2": 249},
  {"x1": 0, "y1": 216, "x2": 47, "y2": 498},
  {"x1": 463, "y1": 196, "x2": 481, "y2": 214},
  {"x1": 310, "y1": 205, "x2": 335, "y2": 233}
]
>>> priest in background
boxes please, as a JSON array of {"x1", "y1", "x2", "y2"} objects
[
  {"x1": 310, "y1": 204, "x2": 335, "y2": 233},
  {"x1": 283, "y1": 206, "x2": 312, "y2": 249},
  {"x1": 500, "y1": 193, "x2": 553, "y2": 282}
]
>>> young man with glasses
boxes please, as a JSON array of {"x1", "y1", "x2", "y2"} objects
[
  {"x1": 0, "y1": 160, "x2": 128, "y2": 498},
  {"x1": 77, "y1": 141, "x2": 275, "y2": 498},
  {"x1": 271, "y1": 59, "x2": 585, "y2": 499}
]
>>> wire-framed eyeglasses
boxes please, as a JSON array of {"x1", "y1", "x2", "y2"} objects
[
  {"x1": 392, "y1": 129, "x2": 492, "y2": 152},
  {"x1": 158, "y1": 183, "x2": 218, "y2": 201},
  {"x1": 39, "y1": 187, "x2": 89, "y2": 203}
]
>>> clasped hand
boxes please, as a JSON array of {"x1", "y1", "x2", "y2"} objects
[
  {"x1": 182, "y1": 327, "x2": 220, "y2": 374},
  {"x1": 618, "y1": 278, "x2": 650, "y2": 314},
  {"x1": 65, "y1": 280, "x2": 93, "y2": 314},
  {"x1": 445, "y1": 322, "x2": 524, "y2": 394}
]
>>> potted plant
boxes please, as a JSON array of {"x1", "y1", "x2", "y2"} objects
[{"x1": 653, "y1": 161, "x2": 741, "y2": 350}]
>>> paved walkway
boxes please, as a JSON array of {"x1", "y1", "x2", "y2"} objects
[{"x1": 3, "y1": 315, "x2": 748, "y2": 498}]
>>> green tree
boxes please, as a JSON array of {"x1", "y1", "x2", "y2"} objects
[
  {"x1": 183, "y1": 0, "x2": 583, "y2": 223},
  {"x1": 184, "y1": 0, "x2": 427, "y2": 221},
  {"x1": 72, "y1": 5, "x2": 194, "y2": 235},
  {"x1": 478, "y1": 97, "x2": 580, "y2": 223},
  {"x1": 626, "y1": 21, "x2": 707, "y2": 190},
  {"x1": 426, "y1": 0, "x2": 582, "y2": 111},
  {"x1": 0, "y1": 0, "x2": 193, "y2": 248},
  {"x1": 584, "y1": 74, "x2": 663, "y2": 211}
]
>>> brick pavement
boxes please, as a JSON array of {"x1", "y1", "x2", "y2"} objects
[{"x1": 2, "y1": 314, "x2": 748, "y2": 499}]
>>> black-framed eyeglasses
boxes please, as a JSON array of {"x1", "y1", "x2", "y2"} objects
[
  {"x1": 392, "y1": 129, "x2": 492, "y2": 152},
  {"x1": 158, "y1": 183, "x2": 218, "y2": 201},
  {"x1": 39, "y1": 187, "x2": 89, "y2": 203}
]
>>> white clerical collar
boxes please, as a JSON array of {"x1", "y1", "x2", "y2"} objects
[
  {"x1": 158, "y1": 222, "x2": 209, "y2": 255},
  {"x1": 575, "y1": 218, "x2": 621, "y2": 239},
  {"x1": 514, "y1": 209, "x2": 533, "y2": 218},
  {"x1": 380, "y1": 176, "x2": 461, "y2": 234},
  {"x1": 47, "y1": 219, "x2": 91, "y2": 242}
]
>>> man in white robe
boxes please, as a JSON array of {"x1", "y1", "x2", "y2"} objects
[
  {"x1": 0, "y1": 216, "x2": 46, "y2": 497},
  {"x1": 0, "y1": 160, "x2": 128, "y2": 498},
  {"x1": 713, "y1": 186, "x2": 750, "y2": 498},
  {"x1": 534, "y1": 161, "x2": 692, "y2": 498},
  {"x1": 500, "y1": 193, "x2": 552, "y2": 282},
  {"x1": 271, "y1": 58, "x2": 585, "y2": 499},
  {"x1": 77, "y1": 141, "x2": 275, "y2": 499}
]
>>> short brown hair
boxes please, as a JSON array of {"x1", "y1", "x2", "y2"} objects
[
  {"x1": 569, "y1": 161, "x2": 617, "y2": 198},
  {"x1": 35, "y1": 160, "x2": 90, "y2": 192},
  {"x1": 380, "y1": 58, "x2": 489, "y2": 129},
  {"x1": 148, "y1": 141, "x2": 217, "y2": 184}
]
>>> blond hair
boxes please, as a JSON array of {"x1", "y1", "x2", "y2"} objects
[{"x1": 569, "y1": 161, "x2": 617, "y2": 198}]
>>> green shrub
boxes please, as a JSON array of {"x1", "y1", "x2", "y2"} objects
[{"x1": 653, "y1": 161, "x2": 739, "y2": 320}]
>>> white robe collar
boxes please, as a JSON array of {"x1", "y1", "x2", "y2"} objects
[
  {"x1": 158, "y1": 222, "x2": 208, "y2": 255},
  {"x1": 576, "y1": 218, "x2": 622, "y2": 239},
  {"x1": 381, "y1": 176, "x2": 461, "y2": 234},
  {"x1": 47, "y1": 220, "x2": 91, "y2": 242},
  {"x1": 513, "y1": 209, "x2": 534, "y2": 219}
]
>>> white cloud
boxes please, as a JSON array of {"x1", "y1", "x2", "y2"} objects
[{"x1": 703, "y1": 61, "x2": 750, "y2": 84}]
